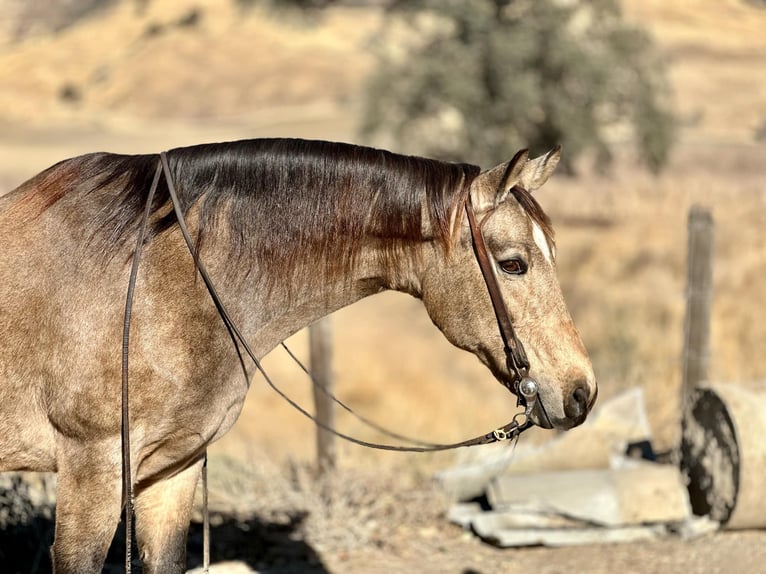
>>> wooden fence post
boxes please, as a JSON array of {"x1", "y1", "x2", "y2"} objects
[
  {"x1": 681, "y1": 205, "x2": 714, "y2": 401},
  {"x1": 309, "y1": 317, "x2": 335, "y2": 476}
]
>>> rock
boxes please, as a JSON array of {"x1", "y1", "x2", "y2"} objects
[
  {"x1": 487, "y1": 462, "x2": 690, "y2": 528},
  {"x1": 473, "y1": 523, "x2": 668, "y2": 548}
]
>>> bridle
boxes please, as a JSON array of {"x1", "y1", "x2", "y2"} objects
[
  {"x1": 119, "y1": 152, "x2": 539, "y2": 571},
  {"x1": 464, "y1": 192, "x2": 539, "y2": 407}
]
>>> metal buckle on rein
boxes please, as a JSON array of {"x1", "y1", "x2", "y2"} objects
[
  {"x1": 492, "y1": 376, "x2": 539, "y2": 441},
  {"x1": 492, "y1": 427, "x2": 511, "y2": 441}
]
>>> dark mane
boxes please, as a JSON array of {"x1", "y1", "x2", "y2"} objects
[{"x1": 76, "y1": 138, "x2": 481, "y2": 283}]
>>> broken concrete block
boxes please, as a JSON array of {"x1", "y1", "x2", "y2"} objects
[
  {"x1": 487, "y1": 462, "x2": 690, "y2": 527},
  {"x1": 473, "y1": 523, "x2": 668, "y2": 548}
]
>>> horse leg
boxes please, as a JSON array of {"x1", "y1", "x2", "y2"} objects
[
  {"x1": 50, "y1": 444, "x2": 123, "y2": 573},
  {"x1": 134, "y1": 458, "x2": 204, "y2": 574}
]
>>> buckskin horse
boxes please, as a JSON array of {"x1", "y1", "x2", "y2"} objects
[{"x1": 0, "y1": 138, "x2": 596, "y2": 573}]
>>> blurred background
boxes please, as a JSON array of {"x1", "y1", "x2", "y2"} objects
[{"x1": 0, "y1": 0, "x2": 764, "y2": 572}]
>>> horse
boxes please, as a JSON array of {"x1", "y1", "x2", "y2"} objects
[{"x1": 0, "y1": 138, "x2": 596, "y2": 573}]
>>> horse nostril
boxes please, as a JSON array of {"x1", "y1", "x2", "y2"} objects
[{"x1": 565, "y1": 384, "x2": 589, "y2": 420}]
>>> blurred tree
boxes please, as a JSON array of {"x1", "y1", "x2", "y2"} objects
[{"x1": 361, "y1": 0, "x2": 676, "y2": 173}]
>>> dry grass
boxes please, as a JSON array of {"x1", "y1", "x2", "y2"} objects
[
  {"x1": 201, "y1": 451, "x2": 450, "y2": 557},
  {"x1": 622, "y1": 0, "x2": 766, "y2": 142},
  {"x1": 0, "y1": 0, "x2": 379, "y2": 127}
]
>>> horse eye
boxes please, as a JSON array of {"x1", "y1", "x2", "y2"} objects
[{"x1": 498, "y1": 257, "x2": 528, "y2": 276}]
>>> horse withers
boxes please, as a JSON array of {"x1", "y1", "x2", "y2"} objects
[{"x1": 0, "y1": 139, "x2": 596, "y2": 573}]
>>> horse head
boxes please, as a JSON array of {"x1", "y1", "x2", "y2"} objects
[{"x1": 420, "y1": 147, "x2": 597, "y2": 430}]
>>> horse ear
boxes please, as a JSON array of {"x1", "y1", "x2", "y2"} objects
[
  {"x1": 472, "y1": 149, "x2": 529, "y2": 211},
  {"x1": 518, "y1": 145, "x2": 561, "y2": 192}
]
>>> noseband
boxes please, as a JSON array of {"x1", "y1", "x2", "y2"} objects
[{"x1": 464, "y1": 192, "x2": 539, "y2": 414}]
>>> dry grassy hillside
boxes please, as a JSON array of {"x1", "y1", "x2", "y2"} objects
[
  {"x1": 0, "y1": 0, "x2": 378, "y2": 120},
  {"x1": 0, "y1": 0, "x2": 764, "y2": 474}
]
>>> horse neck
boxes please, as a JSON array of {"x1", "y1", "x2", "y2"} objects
[{"x1": 199, "y1": 234, "x2": 427, "y2": 357}]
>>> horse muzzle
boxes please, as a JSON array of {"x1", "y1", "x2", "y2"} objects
[{"x1": 523, "y1": 377, "x2": 597, "y2": 430}]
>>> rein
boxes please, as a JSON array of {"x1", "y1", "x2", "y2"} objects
[{"x1": 119, "y1": 153, "x2": 539, "y2": 571}]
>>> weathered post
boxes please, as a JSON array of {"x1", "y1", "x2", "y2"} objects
[
  {"x1": 681, "y1": 205, "x2": 714, "y2": 400},
  {"x1": 309, "y1": 317, "x2": 335, "y2": 476}
]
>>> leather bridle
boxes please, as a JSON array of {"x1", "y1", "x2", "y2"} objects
[
  {"x1": 119, "y1": 152, "x2": 539, "y2": 571},
  {"x1": 464, "y1": 192, "x2": 537, "y2": 402}
]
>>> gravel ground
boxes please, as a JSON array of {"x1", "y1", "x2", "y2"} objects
[{"x1": 317, "y1": 524, "x2": 766, "y2": 574}]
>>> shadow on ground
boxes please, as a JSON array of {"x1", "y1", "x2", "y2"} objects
[{"x1": 0, "y1": 512, "x2": 328, "y2": 574}]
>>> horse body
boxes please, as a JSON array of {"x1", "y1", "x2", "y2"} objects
[{"x1": 0, "y1": 139, "x2": 596, "y2": 572}]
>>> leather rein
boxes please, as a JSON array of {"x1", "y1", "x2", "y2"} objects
[{"x1": 119, "y1": 152, "x2": 539, "y2": 570}]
